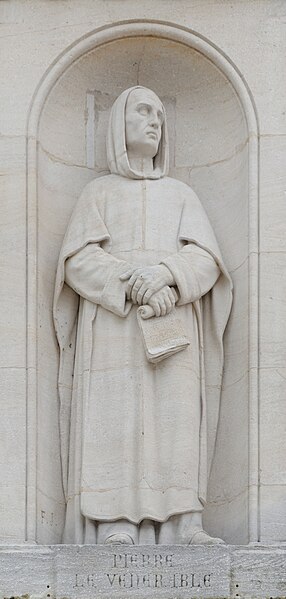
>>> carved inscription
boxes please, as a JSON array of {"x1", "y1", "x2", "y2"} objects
[
  {"x1": 73, "y1": 552, "x2": 213, "y2": 592},
  {"x1": 106, "y1": 571, "x2": 212, "y2": 589},
  {"x1": 112, "y1": 553, "x2": 175, "y2": 568},
  {"x1": 73, "y1": 573, "x2": 96, "y2": 589}
]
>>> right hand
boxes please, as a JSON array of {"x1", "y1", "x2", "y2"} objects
[
  {"x1": 147, "y1": 286, "x2": 178, "y2": 317},
  {"x1": 120, "y1": 265, "x2": 174, "y2": 305}
]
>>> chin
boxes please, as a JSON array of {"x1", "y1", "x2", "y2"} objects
[{"x1": 144, "y1": 141, "x2": 160, "y2": 158}]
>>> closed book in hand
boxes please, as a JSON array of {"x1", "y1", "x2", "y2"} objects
[{"x1": 137, "y1": 306, "x2": 190, "y2": 364}]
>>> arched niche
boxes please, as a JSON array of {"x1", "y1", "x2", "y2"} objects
[{"x1": 27, "y1": 22, "x2": 259, "y2": 544}]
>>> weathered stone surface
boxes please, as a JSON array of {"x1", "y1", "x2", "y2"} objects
[
  {"x1": 232, "y1": 546, "x2": 286, "y2": 599},
  {"x1": 56, "y1": 545, "x2": 230, "y2": 598},
  {"x1": 1, "y1": 545, "x2": 286, "y2": 599},
  {"x1": 0, "y1": 546, "x2": 53, "y2": 599}
]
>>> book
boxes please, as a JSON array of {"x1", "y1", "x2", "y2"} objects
[{"x1": 137, "y1": 306, "x2": 190, "y2": 364}]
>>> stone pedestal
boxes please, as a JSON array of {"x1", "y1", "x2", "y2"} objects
[{"x1": 1, "y1": 544, "x2": 286, "y2": 599}]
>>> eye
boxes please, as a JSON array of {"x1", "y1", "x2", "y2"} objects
[{"x1": 137, "y1": 104, "x2": 150, "y2": 116}]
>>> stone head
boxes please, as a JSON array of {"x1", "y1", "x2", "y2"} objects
[
  {"x1": 125, "y1": 88, "x2": 164, "y2": 159},
  {"x1": 106, "y1": 86, "x2": 169, "y2": 179}
]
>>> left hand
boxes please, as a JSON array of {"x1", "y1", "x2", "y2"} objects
[
  {"x1": 120, "y1": 265, "x2": 174, "y2": 305},
  {"x1": 147, "y1": 286, "x2": 178, "y2": 317}
]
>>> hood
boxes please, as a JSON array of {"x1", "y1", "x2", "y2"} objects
[{"x1": 106, "y1": 86, "x2": 169, "y2": 180}]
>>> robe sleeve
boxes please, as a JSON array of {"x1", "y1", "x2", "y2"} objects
[
  {"x1": 65, "y1": 243, "x2": 132, "y2": 317},
  {"x1": 161, "y1": 244, "x2": 220, "y2": 305}
]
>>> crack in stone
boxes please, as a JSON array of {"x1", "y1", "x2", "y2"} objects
[{"x1": 188, "y1": 137, "x2": 249, "y2": 173}]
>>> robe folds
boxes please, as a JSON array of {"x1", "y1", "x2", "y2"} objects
[{"x1": 53, "y1": 173, "x2": 232, "y2": 542}]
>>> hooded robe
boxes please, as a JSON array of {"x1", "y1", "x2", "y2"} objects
[{"x1": 53, "y1": 86, "x2": 233, "y2": 543}]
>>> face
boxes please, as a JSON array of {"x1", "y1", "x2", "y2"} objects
[{"x1": 125, "y1": 89, "x2": 164, "y2": 159}]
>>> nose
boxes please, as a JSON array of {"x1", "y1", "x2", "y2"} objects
[{"x1": 149, "y1": 110, "x2": 160, "y2": 128}]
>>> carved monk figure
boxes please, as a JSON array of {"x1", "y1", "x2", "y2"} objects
[{"x1": 53, "y1": 87, "x2": 232, "y2": 544}]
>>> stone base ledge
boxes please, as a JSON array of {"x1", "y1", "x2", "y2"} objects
[{"x1": 0, "y1": 544, "x2": 286, "y2": 599}]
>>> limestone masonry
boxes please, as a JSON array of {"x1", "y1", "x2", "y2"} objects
[{"x1": 0, "y1": 1, "x2": 285, "y2": 597}]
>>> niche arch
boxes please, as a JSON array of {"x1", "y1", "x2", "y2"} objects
[{"x1": 26, "y1": 20, "x2": 259, "y2": 544}]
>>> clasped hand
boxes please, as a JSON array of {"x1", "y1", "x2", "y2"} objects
[{"x1": 120, "y1": 265, "x2": 177, "y2": 317}]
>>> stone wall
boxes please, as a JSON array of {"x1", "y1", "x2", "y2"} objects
[{"x1": 0, "y1": 0, "x2": 286, "y2": 547}]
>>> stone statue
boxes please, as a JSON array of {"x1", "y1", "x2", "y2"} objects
[{"x1": 53, "y1": 86, "x2": 232, "y2": 545}]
